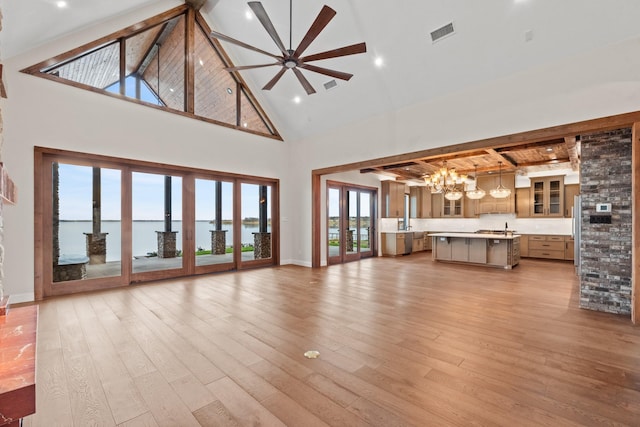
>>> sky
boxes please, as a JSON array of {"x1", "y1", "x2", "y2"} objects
[{"x1": 58, "y1": 163, "x2": 266, "y2": 221}]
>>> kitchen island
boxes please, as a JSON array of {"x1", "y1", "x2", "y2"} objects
[{"x1": 430, "y1": 232, "x2": 520, "y2": 269}]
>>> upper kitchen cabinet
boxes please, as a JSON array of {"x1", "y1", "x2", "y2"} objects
[
  {"x1": 564, "y1": 184, "x2": 580, "y2": 218},
  {"x1": 409, "y1": 186, "x2": 432, "y2": 218},
  {"x1": 516, "y1": 187, "x2": 530, "y2": 218},
  {"x1": 382, "y1": 181, "x2": 407, "y2": 218},
  {"x1": 531, "y1": 176, "x2": 564, "y2": 217},
  {"x1": 476, "y1": 173, "x2": 515, "y2": 214},
  {"x1": 442, "y1": 195, "x2": 464, "y2": 217}
]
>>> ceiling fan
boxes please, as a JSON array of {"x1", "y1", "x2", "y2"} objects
[{"x1": 209, "y1": 1, "x2": 367, "y2": 95}]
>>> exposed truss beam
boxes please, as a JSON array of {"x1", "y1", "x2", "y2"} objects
[{"x1": 185, "y1": 0, "x2": 207, "y2": 11}]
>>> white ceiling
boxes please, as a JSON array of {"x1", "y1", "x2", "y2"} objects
[{"x1": 4, "y1": 0, "x2": 640, "y2": 142}]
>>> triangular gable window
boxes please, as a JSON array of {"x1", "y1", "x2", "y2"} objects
[{"x1": 21, "y1": 5, "x2": 281, "y2": 140}]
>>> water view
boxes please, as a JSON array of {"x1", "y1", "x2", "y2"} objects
[{"x1": 58, "y1": 220, "x2": 270, "y2": 261}]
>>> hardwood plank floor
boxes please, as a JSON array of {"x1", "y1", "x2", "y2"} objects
[{"x1": 22, "y1": 254, "x2": 640, "y2": 426}]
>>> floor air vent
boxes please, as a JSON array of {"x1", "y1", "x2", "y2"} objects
[{"x1": 430, "y1": 22, "x2": 455, "y2": 43}]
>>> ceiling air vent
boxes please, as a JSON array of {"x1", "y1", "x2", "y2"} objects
[
  {"x1": 430, "y1": 22, "x2": 455, "y2": 43},
  {"x1": 324, "y1": 79, "x2": 337, "y2": 91}
]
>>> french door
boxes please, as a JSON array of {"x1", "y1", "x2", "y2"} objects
[
  {"x1": 35, "y1": 148, "x2": 279, "y2": 298},
  {"x1": 327, "y1": 181, "x2": 376, "y2": 265}
]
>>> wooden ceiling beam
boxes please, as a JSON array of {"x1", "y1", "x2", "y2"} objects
[
  {"x1": 485, "y1": 148, "x2": 517, "y2": 168},
  {"x1": 494, "y1": 138, "x2": 567, "y2": 152},
  {"x1": 565, "y1": 136, "x2": 580, "y2": 171}
]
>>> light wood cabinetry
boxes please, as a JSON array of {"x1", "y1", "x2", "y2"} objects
[
  {"x1": 412, "y1": 232, "x2": 425, "y2": 252},
  {"x1": 530, "y1": 176, "x2": 564, "y2": 217},
  {"x1": 431, "y1": 193, "x2": 443, "y2": 218},
  {"x1": 516, "y1": 187, "x2": 530, "y2": 218},
  {"x1": 441, "y1": 195, "x2": 464, "y2": 217},
  {"x1": 409, "y1": 187, "x2": 432, "y2": 218},
  {"x1": 432, "y1": 233, "x2": 519, "y2": 268},
  {"x1": 564, "y1": 184, "x2": 579, "y2": 218},
  {"x1": 519, "y1": 234, "x2": 529, "y2": 257},
  {"x1": 381, "y1": 232, "x2": 408, "y2": 256},
  {"x1": 528, "y1": 235, "x2": 566, "y2": 259},
  {"x1": 476, "y1": 173, "x2": 515, "y2": 214},
  {"x1": 381, "y1": 181, "x2": 406, "y2": 218},
  {"x1": 565, "y1": 237, "x2": 575, "y2": 261}
]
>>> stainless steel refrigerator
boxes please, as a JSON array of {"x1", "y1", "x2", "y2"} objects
[{"x1": 573, "y1": 195, "x2": 581, "y2": 276}]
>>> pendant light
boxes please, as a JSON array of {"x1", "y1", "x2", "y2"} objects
[
  {"x1": 465, "y1": 164, "x2": 486, "y2": 200},
  {"x1": 489, "y1": 161, "x2": 511, "y2": 199}
]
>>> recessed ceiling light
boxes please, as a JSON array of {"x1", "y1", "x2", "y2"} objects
[
  {"x1": 242, "y1": 122, "x2": 248, "y2": 128},
  {"x1": 56, "y1": 1, "x2": 68, "y2": 8},
  {"x1": 245, "y1": 10, "x2": 253, "y2": 20},
  {"x1": 169, "y1": 88, "x2": 174, "y2": 92},
  {"x1": 546, "y1": 147, "x2": 553, "y2": 152},
  {"x1": 293, "y1": 96, "x2": 301, "y2": 104},
  {"x1": 226, "y1": 87, "x2": 233, "y2": 94},
  {"x1": 199, "y1": 58, "x2": 204, "y2": 66},
  {"x1": 374, "y1": 56, "x2": 384, "y2": 68}
]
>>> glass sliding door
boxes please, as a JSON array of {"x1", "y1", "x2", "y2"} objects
[
  {"x1": 52, "y1": 162, "x2": 122, "y2": 283},
  {"x1": 131, "y1": 172, "x2": 184, "y2": 275},
  {"x1": 36, "y1": 148, "x2": 280, "y2": 298},
  {"x1": 327, "y1": 182, "x2": 376, "y2": 264},
  {"x1": 240, "y1": 182, "x2": 274, "y2": 265},
  {"x1": 327, "y1": 187, "x2": 342, "y2": 264},
  {"x1": 194, "y1": 178, "x2": 234, "y2": 271}
]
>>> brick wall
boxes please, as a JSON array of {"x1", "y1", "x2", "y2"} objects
[{"x1": 579, "y1": 128, "x2": 632, "y2": 315}]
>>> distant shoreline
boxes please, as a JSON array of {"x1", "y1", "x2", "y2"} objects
[{"x1": 59, "y1": 219, "x2": 268, "y2": 225}]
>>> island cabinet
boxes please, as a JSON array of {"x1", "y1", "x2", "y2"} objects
[
  {"x1": 451, "y1": 237, "x2": 487, "y2": 263},
  {"x1": 409, "y1": 187, "x2": 432, "y2": 218},
  {"x1": 530, "y1": 176, "x2": 564, "y2": 217},
  {"x1": 476, "y1": 173, "x2": 515, "y2": 214},
  {"x1": 564, "y1": 184, "x2": 579, "y2": 217},
  {"x1": 381, "y1": 181, "x2": 406, "y2": 218}
]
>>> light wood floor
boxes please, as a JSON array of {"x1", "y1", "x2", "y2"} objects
[{"x1": 22, "y1": 253, "x2": 640, "y2": 426}]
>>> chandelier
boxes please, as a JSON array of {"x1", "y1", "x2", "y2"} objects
[
  {"x1": 466, "y1": 164, "x2": 486, "y2": 200},
  {"x1": 489, "y1": 161, "x2": 512, "y2": 199},
  {"x1": 423, "y1": 161, "x2": 467, "y2": 200}
]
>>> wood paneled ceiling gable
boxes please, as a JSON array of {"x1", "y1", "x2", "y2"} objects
[
  {"x1": 20, "y1": 5, "x2": 281, "y2": 140},
  {"x1": 362, "y1": 137, "x2": 580, "y2": 182}
]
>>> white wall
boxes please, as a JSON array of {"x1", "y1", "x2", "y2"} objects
[{"x1": 2, "y1": 3, "x2": 292, "y2": 302}]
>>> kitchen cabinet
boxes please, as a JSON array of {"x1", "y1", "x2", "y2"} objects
[
  {"x1": 381, "y1": 232, "x2": 412, "y2": 256},
  {"x1": 409, "y1": 187, "x2": 432, "y2": 218},
  {"x1": 431, "y1": 233, "x2": 519, "y2": 269},
  {"x1": 528, "y1": 235, "x2": 566, "y2": 259},
  {"x1": 519, "y1": 235, "x2": 529, "y2": 257},
  {"x1": 412, "y1": 231, "x2": 425, "y2": 252},
  {"x1": 516, "y1": 187, "x2": 530, "y2": 218},
  {"x1": 476, "y1": 173, "x2": 515, "y2": 214},
  {"x1": 442, "y1": 195, "x2": 464, "y2": 217},
  {"x1": 564, "y1": 184, "x2": 579, "y2": 218},
  {"x1": 530, "y1": 176, "x2": 564, "y2": 217},
  {"x1": 431, "y1": 193, "x2": 443, "y2": 218},
  {"x1": 565, "y1": 237, "x2": 575, "y2": 261},
  {"x1": 381, "y1": 181, "x2": 406, "y2": 218},
  {"x1": 464, "y1": 197, "x2": 479, "y2": 218}
]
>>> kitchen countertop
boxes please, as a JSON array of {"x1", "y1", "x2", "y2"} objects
[{"x1": 429, "y1": 232, "x2": 521, "y2": 240}]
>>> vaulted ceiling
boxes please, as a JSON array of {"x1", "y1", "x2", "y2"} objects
[{"x1": 4, "y1": 0, "x2": 640, "y2": 146}]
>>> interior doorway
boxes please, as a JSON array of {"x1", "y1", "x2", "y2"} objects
[{"x1": 327, "y1": 181, "x2": 377, "y2": 265}]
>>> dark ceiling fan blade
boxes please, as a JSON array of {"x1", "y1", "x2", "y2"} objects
[
  {"x1": 292, "y1": 68, "x2": 316, "y2": 95},
  {"x1": 248, "y1": 1, "x2": 289, "y2": 56},
  {"x1": 210, "y1": 30, "x2": 281, "y2": 60},
  {"x1": 225, "y1": 63, "x2": 281, "y2": 72},
  {"x1": 262, "y1": 67, "x2": 288, "y2": 91},
  {"x1": 297, "y1": 63, "x2": 353, "y2": 81},
  {"x1": 292, "y1": 5, "x2": 336, "y2": 58},
  {"x1": 299, "y1": 42, "x2": 367, "y2": 63}
]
